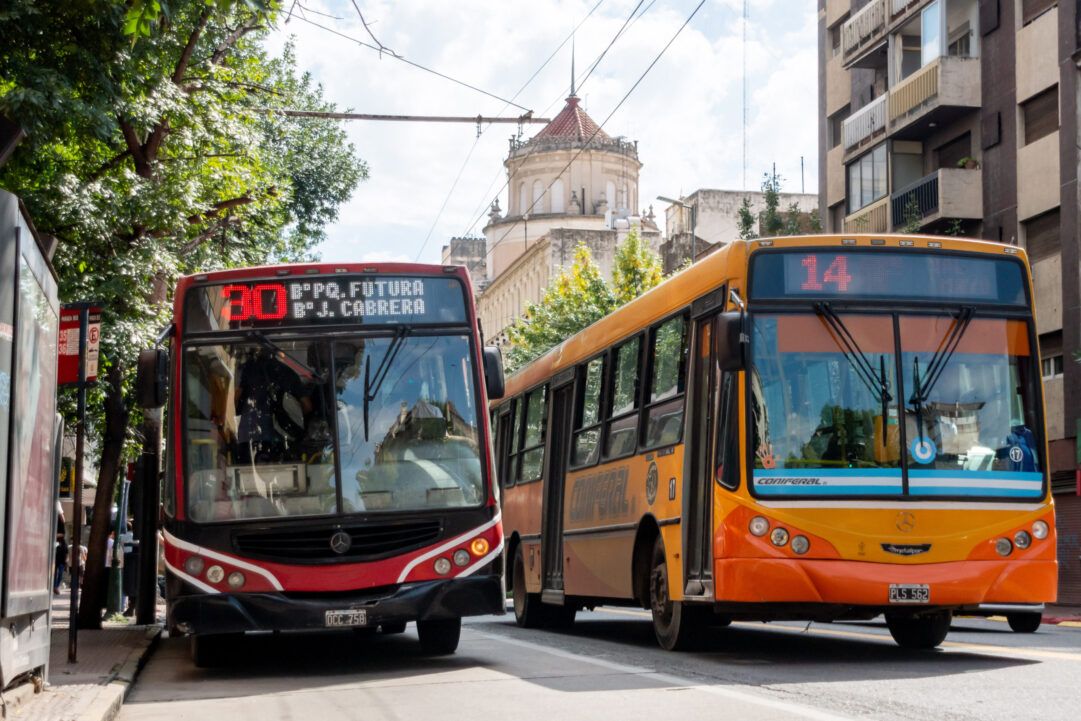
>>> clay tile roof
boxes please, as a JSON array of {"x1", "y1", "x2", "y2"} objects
[{"x1": 533, "y1": 95, "x2": 610, "y2": 142}]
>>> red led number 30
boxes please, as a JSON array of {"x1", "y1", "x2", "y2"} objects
[
  {"x1": 800, "y1": 255, "x2": 852, "y2": 292},
  {"x1": 221, "y1": 283, "x2": 287, "y2": 322}
]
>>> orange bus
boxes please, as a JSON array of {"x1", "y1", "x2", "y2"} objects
[{"x1": 493, "y1": 234, "x2": 1057, "y2": 650}]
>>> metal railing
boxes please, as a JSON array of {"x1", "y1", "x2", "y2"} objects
[
  {"x1": 842, "y1": 94, "x2": 888, "y2": 151},
  {"x1": 842, "y1": 0, "x2": 887, "y2": 59},
  {"x1": 891, "y1": 171, "x2": 940, "y2": 228},
  {"x1": 889, "y1": 58, "x2": 939, "y2": 122},
  {"x1": 891, "y1": 0, "x2": 923, "y2": 18},
  {"x1": 843, "y1": 196, "x2": 890, "y2": 233}
]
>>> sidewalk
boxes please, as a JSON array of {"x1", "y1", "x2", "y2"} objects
[
  {"x1": 1042, "y1": 604, "x2": 1081, "y2": 626},
  {"x1": 5, "y1": 592, "x2": 162, "y2": 721}
]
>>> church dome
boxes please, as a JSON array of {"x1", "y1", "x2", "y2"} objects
[{"x1": 534, "y1": 96, "x2": 609, "y2": 142}]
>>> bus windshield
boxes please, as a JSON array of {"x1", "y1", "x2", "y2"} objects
[
  {"x1": 750, "y1": 313, "x2": 1043, "y2": 499},
  {"x1": 183, "y1": 334, "x2": 483, "y2": 522}
]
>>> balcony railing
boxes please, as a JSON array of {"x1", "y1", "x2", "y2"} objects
[
  {"x1": 891, "y1": 0, "x2": 924, "y2": 19},
  {"x1": 842, "y1": 94, "x2": 887, "y2": 151},
  {"x1": 843, "y1": 196, "x2": 890, "y2": 234},
  {"x1": 890, "y1": 59, "x2": 940, "y2": 121},
  {"x1": 891, "y1": 172, "x2": 939, "y2": 228},
  {"x1": 842, "y1": 0, "x2": 887, "y2": 60},
  {"x1": 888, "y1": 56, "x2": 981, "y2": 132}
]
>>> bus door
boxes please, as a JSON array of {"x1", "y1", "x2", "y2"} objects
[
  {"x1": 541, "y1": 373, "x2": 574, "y2": 600},
  {"x1": 683, "y1": 289, "x2": 727, "y2": 598}
]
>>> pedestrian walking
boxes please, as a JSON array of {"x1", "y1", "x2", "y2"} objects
[{"x1": 54, "y1": 532, "x2": 69, "y2": 594}]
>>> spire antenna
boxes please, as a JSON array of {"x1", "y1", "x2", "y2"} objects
[{"x1": 571, "y1": 34, "x2": 576, "y2": 96}]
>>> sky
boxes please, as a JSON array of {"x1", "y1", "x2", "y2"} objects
[{"x1": 264, "y1": 0, "x2": 819, "y2": 264}]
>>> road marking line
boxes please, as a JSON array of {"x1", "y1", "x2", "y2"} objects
[
  {"x1": 470, "y1": 629, "x2": 860, "y2": 721},
  {"x1": 587, "y1": 607, "x2": 1081, "y2": 662}
]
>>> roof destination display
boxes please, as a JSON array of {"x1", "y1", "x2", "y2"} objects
[{"x1": 184, "y1": 275, "x2": 468, "y2": 331}]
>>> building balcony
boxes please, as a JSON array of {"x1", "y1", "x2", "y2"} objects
[
  {"x1": 842, "y1": 93, "x2": 888, "y2": 153},
  {"x1": 843, "y1": 196, "x2": 890, "y2": 234},
  {"x1": 889, "y1": 0, "x2": 927, "y2": 21},
  {"x1": 842, "y1": 0, "x2": 888, "y2": 68},
  {"x1": 889, "y1": 167, "x2": 982, "y2": 229},
  {"x1": 888, "y1": 56, "x2": 981, "y2": 138}
]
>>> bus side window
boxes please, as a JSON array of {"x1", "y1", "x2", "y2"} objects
[
  {"x1": 642, "y1": 314, "x2": 688, "y2": 449},
  {"x1": 571, "y1": 355, "x2": 605, "y2": 468},
  {"x1": 715, "y1": 373, "x2": 740, "y2": 490},
  {"x1": 514, "y1": 385, "x2": 548, "y2": 483},
  {"x1": 603, "y1": 335, "x2": 643, "y2": 460},
  {"x1": 495, "y1": 403, "x2": 516, "y2": 489}
]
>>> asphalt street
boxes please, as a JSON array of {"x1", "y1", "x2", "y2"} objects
[{"x1": 120, "y1": 607, "x2": 1081, "y2": 721}]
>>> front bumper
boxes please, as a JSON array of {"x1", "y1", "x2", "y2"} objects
[{"x1": 168, "y1": 572, "x2": 504, "y2": 636}]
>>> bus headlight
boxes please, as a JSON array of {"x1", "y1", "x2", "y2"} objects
[
  {"x1": 995, "y1": 538, "x2": 1013, "y2": 557},
  {"x1": 184, "y1": 556, "x2": 205, "y2": 576},
  {"x1": 1013, "y1": 531, "x2": 1032, "y2": 550},
  {"x1": 1032, "y1": 520, "x2": 1049, "y2": 540},
  {"x1": 434, "y1": 558, "x2": 452, "y2": 575},
  {"x1": 770, "y1": 528, "x2": 790, "y2": 547},
  {"x1": 749, "y1": 516, "x2": 770, "y2": 537},
  {"x1": 453, "y1": 549, "x2": 471, "y2": 567},
  {"x1": 790, "y1": 535, "x2": 810, "y2": 555},
  {"x1": 227, "y1": 572, "x2": 245, "y2": 589},
  {"x1": 206, "y1": 565, "x2": 225, "y2": 583}
]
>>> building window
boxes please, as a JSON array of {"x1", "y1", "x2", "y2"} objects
[
  {"x1": 846, "y1": 144, "x2": 888, "y2": 214},
  {"x1": 1022, "y1": 0, "x2": 1057, "y2": 27},
  {"x1": 828, "y1": 106, "x2": 849, "y2": 150},
  {"x1": 518, "y1": 183, "x2": 527, "y2": 216},
  {"x1": 947, "y1": 22, "x2": 972, "y2": 57},
  {"x1": 1023, "y1": 207, "x2": 1060, "y2": 262},
  {"x1": 532, "y1": 180, "x2": 545, "y2": 214},
  {"x1": 1021, "y1": 85, "x2": 1058, "y2": 145},
  {"x1": 1042, "y1": 355, "x2": 1064, "y2": 378},
  {"x1": 830, "y1": 25, "x2": 841, "y2": 57},
  {"x1": 551, "y1": 179, "x2": 565, "y2": 213}
]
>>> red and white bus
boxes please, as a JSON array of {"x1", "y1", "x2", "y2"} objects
[{"x1": 140, "y1": 262, "x2": 506, "y2": 665}]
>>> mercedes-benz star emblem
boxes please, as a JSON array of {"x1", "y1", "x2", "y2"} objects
[
  {"x1": 895, "y1": 511, "x2": 916, "y2": 533},
  {"x1": 330, "y1": 531, "x2": 352, "y2": 554}
]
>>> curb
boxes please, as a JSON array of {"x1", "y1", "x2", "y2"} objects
[{"x1": 74, "y1": 626, "x2": 161, "y2": 721}]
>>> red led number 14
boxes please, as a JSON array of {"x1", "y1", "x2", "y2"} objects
[{"x1": 801, "y1": 255, "x2": 852, "y2": 292}]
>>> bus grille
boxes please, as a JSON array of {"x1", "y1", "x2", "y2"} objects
[{"x1": 233, "y1": 520, "x2": 443, "y2": 563}]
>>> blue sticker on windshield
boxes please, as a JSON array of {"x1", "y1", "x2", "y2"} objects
[{"x1": 910, "y1": 438, "x2": 937, "y2": 464}]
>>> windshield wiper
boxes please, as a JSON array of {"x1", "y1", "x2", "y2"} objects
[
  {"x1": 814, "y1": 303, "x2": 894, "y2": 446},
  {"x1": 246, "y1": 331, "x2": 326, "y2": 383},
  {"x1": 363, "y1": 327, "x2": 411, "y2": 442},
  {"x1": 909, "y1": 306, "x2": 975, "y2": 441}
]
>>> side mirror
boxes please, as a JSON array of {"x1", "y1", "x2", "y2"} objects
[
  {"x1": 483, "y1": 346, "x2": 505, "y2": 400},
  {"x1": 715, "y1": 311, "x2": 746, "y2": 372},
  {"x1": 136, "y1": 348, "x2": 169, "y2": 409}
]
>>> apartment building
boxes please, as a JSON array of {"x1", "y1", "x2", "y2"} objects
[{"x1": 818, "y1": 0, "x2": 1081, "y2": 602}]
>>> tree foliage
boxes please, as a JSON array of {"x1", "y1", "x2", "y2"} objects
[
  {"x1": 0, "y1": 0, "x2": 366, "y2": 625},
  {"x1": 505, "y1": 229, "x2": 664, "y2": 372},
  {"x1": 738, "y1": 169, "x2": 819, "y2": 239}
]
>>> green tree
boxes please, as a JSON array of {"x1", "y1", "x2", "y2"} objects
[
  {"x1": 0, "y1": 0, "x2": 366, "y2": 626},
  {"x1": 505, "y1": 244, "x2": 615, "y2": 372},
  {"x1": 760, "y1": 170, "x2": 785, "y2": 237},
  {"x1": 611, "y1": 227, "x2": 663, "y2": 305},
  {"x1": 737, "y1": 196, "x2": 758, "y2": 240}
]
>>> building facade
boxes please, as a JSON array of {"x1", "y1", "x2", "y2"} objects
[
  {"x1": 657, "y1": 189, "x2": 819, "y2": 273},
  {"x1": 468, "y1": 95, "x2": 661, "y2": 344},
  {"x1": 818, "y1": 0, "x2": 1081, "y2": 602}
]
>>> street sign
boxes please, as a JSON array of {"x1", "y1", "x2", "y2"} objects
[{"x1": 57, "y1": 305, "x2": 101, "y2": 387}]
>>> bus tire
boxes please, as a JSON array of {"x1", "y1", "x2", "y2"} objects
[
  {"x1": 512, "y1": 547, "x2": 545, "y2": 628},
  {"x1": 886, "y1": 611, "x2": 951, "y2": 649},
  {"x1": 417, "y1": 618, "x2": 461, "y2": 655},
  {"x1": 649, "y1": 536, "x2": 705, "y2": 651},
  {"x1": 1007, "y1": 612, "x2": 1041, "y2": 633},
  {"x1": 380, "y1": 621, "x2": 407, "y2": 634}
]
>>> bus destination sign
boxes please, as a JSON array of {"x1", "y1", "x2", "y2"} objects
[{"x1": 185, "y1": 275, "x2": 468, "y2": 331}]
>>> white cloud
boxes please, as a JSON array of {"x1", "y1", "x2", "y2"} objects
[{"x1": 268, "y1": 0, "x2": 819, "y2": 262}]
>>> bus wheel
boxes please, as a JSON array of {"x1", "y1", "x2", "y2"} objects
[
  {"x1": 886, "y1": 611, "x2": 951, "y2": 649},
  {"x1": 190, "y1": 634, "x2": 235, "y2": 668},
  {"x1": 417, "y1": 618, "x2": 461, "y2": 655},
  {"x1": 1007, "y1": 612, "x2": 1042, "y2": 633},
  {"x1": 649, "y1": 536, "x2": 704, "y2": 651},
  {"x1": 380, "y1": 621, "x2": 407, "y2": 634},
  {"x1": 512, "y1": 547, "x2": 545, "y2": 628}
]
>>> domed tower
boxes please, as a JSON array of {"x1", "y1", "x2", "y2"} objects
[{"x1": 483, "y1": 94, "x2": 642, "y2": 280}]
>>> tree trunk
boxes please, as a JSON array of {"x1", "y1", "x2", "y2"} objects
[{"x1": 77, "y1": 362, "x2": 129, "y2": 630}]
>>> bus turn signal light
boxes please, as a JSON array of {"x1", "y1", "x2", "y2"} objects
[{"x1": 471, "y1": 538, "x2": 490, "y2": 556}]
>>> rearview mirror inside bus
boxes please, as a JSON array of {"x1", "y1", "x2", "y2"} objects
[
  {"x1": 483, "y1": 346, "x2": 505, "y2": 400},
  {"x1": 136, "y1": 348, "x2": 169, "y2": 409},
  {"x1": 715, "y1": 311, "x2": 746, "y2": 372}
]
